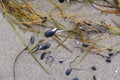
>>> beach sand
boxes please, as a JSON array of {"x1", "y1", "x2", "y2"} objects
[{"x1": 0, "y1": 0, "x2": 120, "y2": 80}]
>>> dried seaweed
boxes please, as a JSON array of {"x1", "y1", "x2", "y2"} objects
[{"x1": 0, "y1": 0, "x2": 120, "y2": 79}]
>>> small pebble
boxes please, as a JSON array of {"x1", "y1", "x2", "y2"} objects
[
  {"x1": 72, "y1": 77, "x2": 79, "y2": 80},
  {"x1": 44, "y1": 28, "x2": 57, "y2": 37},
  {"x1": 65, "y1": 68, "x2": 72, "y2": 76},
  {"x1": 106, "y1": 57, "x2": 111, "y2": 63},
  {"x1": 115, "y1": 70, "x2": 118, "y2": 73},
  {"x1": 91, "y1": 66, "x2": 96, "y2": 71}
]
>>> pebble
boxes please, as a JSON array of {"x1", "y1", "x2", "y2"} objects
[{"x1": 115, "y1": 70, "x2": 118, "y2": 73}]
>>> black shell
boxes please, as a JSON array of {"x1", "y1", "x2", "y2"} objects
[
  {"x1": 58, "y1": 59, "x2": 64, "y2": 64},
  {"x1": 30, "y1": 36, "x2": 35, "y2": 44},
  {"x1": 59, "y1": 0, "x2": 65, "y2": 3},
  {"x1": 106, "y1": 57, "x2": 111, "y2": 63},
  {"x1": 91, "y1": 66, "x2": 96, "y2": 71},
  {"x1": 38, "y1": 43, "x2": 50, "y2": 50},
  {"x1": 44, "y1": 28, "x2": 57, "y2": 37},
  {"x1": 108, "y1": 53, "x2": 114, "y2": 57},
  {"x1": 40, "y1": 52, "x2": 47, "y2": 60},
  {"x1": 65, "y1": 68, "x2": 72, "y2": 76},
  {"x1": 82, "y1": 43, "x2": 89, "y2": 47},
  {"x1": 72, "y1": 77, "x2": 79, "y2": 80},
  {"x1": 33, "y1": 43, "x2": 51, "y2": 52}
]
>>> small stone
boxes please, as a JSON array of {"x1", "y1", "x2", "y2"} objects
[{"x1": 115, "y1": 70, "x2": 118, "y2": 73}]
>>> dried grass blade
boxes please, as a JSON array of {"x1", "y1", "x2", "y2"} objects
[
  {"x1": 8, "y1": 21, "x2": 49, "y2": 74},
  {"x1": 52, "y1": 36, "x2": 73, "y2": 54}
]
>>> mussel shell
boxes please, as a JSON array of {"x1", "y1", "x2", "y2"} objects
[
  {"x1": 65, "y1": 68, "x2": 72, "y2": 76},
  {"x1": 30, "y1": 36, "x2": 35, "y2": 44},
  {"x1": 59, "y1": 0, "x2": 65, "y2": 3},
  {"x1": 38, "y1": 43, "x2": 50, "y2": 50},
  {"x1": 106, "y1": 57, "x2": 111, "y2": 63},
  {"x1": 72, "y1": 77, "x2": 79, "y2": 80},
  {"x1": 33, "y1": 42, "x2": 51, "y2": 52},
  {"x1": 40, "y1": 52, "x2": 47, "y2": 60},
  {"x1": 80, "y1": 25, "x2": 108, "y2": 33},
  {"x1": 45, "y1": 28, "x2": 57, "y2": 37}
]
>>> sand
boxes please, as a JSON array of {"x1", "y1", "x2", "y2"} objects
[{"x1": 0, "y1": 0, "x2": 120, "y2": 80}]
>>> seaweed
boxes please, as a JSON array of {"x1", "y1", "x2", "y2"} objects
[{"x1": 0, "y1": 0, "x2": 120, "y2": 80}]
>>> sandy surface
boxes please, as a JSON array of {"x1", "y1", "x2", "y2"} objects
[{"x1": 0, "y1": 0, "x2": 120, "y2": 80}]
